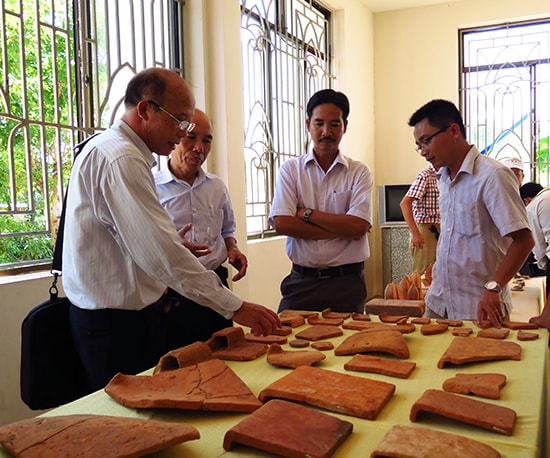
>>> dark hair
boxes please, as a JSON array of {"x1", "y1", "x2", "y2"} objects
[
  {"x1": 408, "y1": 99, "x2": 466, "y2": 138},
  {"x1": 124, "y1": 68, "x2": 169, "y2": 108},
  {"x1": 306, "y1": 89, "x2": 350, "y2": 121},
  {"x1": 520, "y1": 182, "x2": 543, "y2": 200}
]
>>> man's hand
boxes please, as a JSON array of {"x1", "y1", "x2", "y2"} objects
[
  {"x1": 411, "y1": 232, "x2": 425, "y2": 250},
  {"x1": 228, "y1": 248, "x2": 248, "y2": 281},
  {"x1": 476, "y1": 289, "x2": 504, "y2": 328},
  {"x1": 178, "y1": 223, "x2": 212, "y2": 257},
  {"x1": 232, "y1": 302, "x2": 281, "y2": 336}
]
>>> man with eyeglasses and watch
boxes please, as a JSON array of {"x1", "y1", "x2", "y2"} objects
[
  {"x1": 154, "y1": 108, "x2": 248, "y2": 344},
  {"x1": 63, "y1": 68, "x2": 280, "y2": 390},
  {"x1": 408, "y1": 99, "x2": 534, "y2": 328},
  {"x1": 269, "y1": 89, "x2": 373, "y2": 313}
]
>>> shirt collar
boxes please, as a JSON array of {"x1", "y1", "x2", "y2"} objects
[
  {"x1": 114, "y1": 119, "x2": 157, "y2": 168},
  {"x1": 156, "y1": 161, "x2": 209, "y2": 186},
  {"x1": 304, "y1": 148, "x2": 349, "y2": 170},
  {"x1": 437, "y1": 145, "x2": 479, "y2": 181}
]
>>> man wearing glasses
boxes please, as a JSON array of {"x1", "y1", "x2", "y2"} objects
[
  {"x1": 63, "y1": 68, "x2": 280, "y2": 390},
  {"x1": 408, "y1": 99, "x2": 533, "y2": 328}
]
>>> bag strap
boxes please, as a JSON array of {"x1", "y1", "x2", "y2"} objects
[{"x1": 50, "y1": 133, "x2": 101, "y2": 292}]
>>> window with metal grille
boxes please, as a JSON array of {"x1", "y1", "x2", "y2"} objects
[
  {"x1": 240, "y1": 0, "x2": 334, "y2": 239},
  {"x1": 460, "y1": 19, "x2": 550, "y2": 185},
  {"x1": 0, "y1": 0, "x2": 185, "y2": 272}
]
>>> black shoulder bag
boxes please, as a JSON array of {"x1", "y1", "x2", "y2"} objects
[{"x1": 20, "y1": 135, "x2": 99, "y2": 410}]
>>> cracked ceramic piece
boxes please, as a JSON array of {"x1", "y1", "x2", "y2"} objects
[
  {"x1": 517, "y1": 330, "x2": 539, "y2": 341},
  {"x1": 267, "y1": 343, "x2": 326, "y2": 368},
  {"x1": 437, "y1": 337, "x2": 521, "y2": 368},
  {"x1": 223, "y1": 399, "x2": 353, "y2": 458},
  {"x1": 364, "y1": 298, "x2": 425, "y2": 317},
  {"x1": 307, "y1": 316, "x2": 344, "y2": 326},
  {"x1": 105, "y1": 359, "x2": 262, "y2": 412},
  {"x1": 371, "y1": 425, "x2": 500, "y2": 458},
  {"x1": 351, "y1": 312, "x2": 371, "y2": 321},
  {"x1": 289, "y1": 339, "x2": 310, "y2": 348},
  {"x1": 321, "y1": 308, "x2": 351, "y2": 320},
  {"x1": 344, "y1": 354, "x2": 416, "y2": 379},
  {"x1": 207, "y1": 327, "x2": 268, "y2": 361},
  {"x1": 294, "y1": 325, "x2": 343, "y2": 341},
  {"x1": 334, "y1": 329, "x2": 410, "y2": 358},
  {"x1": 442, "y1": 373, "x2": 507, "y2": 399},
  {"x1": 379, "y1": 313, "x2": 409, "y2": 324},
  {"x1": 311, "y1": 341, "x2": 334, "y2": 351},
  {"x1": 245, "y1": 333, "x2": 288, "y2": 345},
  {"x1": 436, "y1": 319, "x2": 463, "y2": 327},
  {"x1": 502, "y1": 321, "x2": 539, "y2": 330},
  {"x1": 280, "y1": 314, "x2": 306, "y2": 328},
  {"x1": 0, "y1": 414, "x2": 199, "y2": 458},
  {"x1": 477, "y1": 328, "x2": 510, "y2": 339},
  {"x1": 259, "y1": 366, "x2": 396, "y2": 420},
  {"x1": 410, "y1": 389, "x2": 516, "y2": 435},
  {"x1": 452, "y1": 327, "x2": 473, "y2": 336},
  {"x1": 421, "y1": 323, "x2": 449, "y2": 335},
  {"x1": 342, "y1": 321, "x2": 415, "y2": 334},
  {"x1": 154, "y1": 341, "x2": 212, "y2": 373}
]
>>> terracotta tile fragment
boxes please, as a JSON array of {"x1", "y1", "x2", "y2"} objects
[
  {"x1": 295, "y1": 325, "x2": 343, "y2": 341},
  {"x1": 442, "y1": 373, "x2": 507, "y2": 399},
  {"x1": 452, "y1": 327, "x2": 473, "y2": 337},
  {"x1": 344, "y1": 354, "x2": 416, "y2": 379},
  {"x1": 105, "y1": 359, "x2": 262, "y2": 412},
  {"x1": 273, "y1": 326, "x2": 293, "y2": 336},
  {"x1": 364, "y1": 298, "x2": 425, "y2": 317},
  {"x1": 207, "y1": 327, "x2": 267, "y2": 361},
  {"x1": 477, "y1": 328, "x2": 510, "y2": 339},
  {"x1": 0, "y1": 415, "x2": 200, "y2": 458},
  {"x1": 410, "y1": 389, "x2": 516, "y2": 435},
  {"x1": 244, "y1": 333, "x2": 288, "y2": 345},
  {"x1": 334, "y1": 329, "x2": 410, "y2": 358},
  {"x1": 259, "y1": 366, "x2": 396, "y2": 420},
  {"x1": 267, "y1": 343, "x2": 326, "y2": 368},
  {"x1": 517, "y1": 330, "x2": 539, "y2": 341},
  {"x1": 280, "y1": 310, "x2": 319, "y2": 319},
  {"x1": 289, "y1": 339, "x2": 310, "y2": 348},
  {"x1": 437, "y1": 337, "x2": 521, "y2": 368},
  {"x1": 502, "y1": 321, "x2": 539, "y2": 330},
  {"x1": 307, "y1": 316, "x2": 344, "y2": 326},
  {"x1": 410, "y1": 317, "x2": 431, "y2": 325},
  {"x1": 311, "y1": 341, "x2": 334, "y2": 351},
  {"x1": 154, "y1": 341, "x2": 212, "y2": 373},
  {"x1": 436, "y1": 319, "x2": 463, "y2": 327},
  {"x1": 351, "y1": 312, "x2": 371, "y2": 321},
  {"x1": 280, "y1": 314, "x2": 306, "y2": 328},
  {"x1": 379, "y1": 313, "x2": 409, "y2": 324},
  {"x1": 342, "y1": 321, "x2": 415, "y2": 334},
  {"x1": 371, "y1": 425, "x2": 500, "y2": 458},
  {"x1": 421, "y1": 323, "x2": 448, "y2": 335},
  {"x1": 322, "y1": 308, "x2": 351, "y2": 319},
  {"x1": 223, "y1": 399, "x2": 353, "y2": 457}
]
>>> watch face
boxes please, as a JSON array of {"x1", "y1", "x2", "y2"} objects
[{"x1": 485, "y1": 281, "x2": 499, "y2": 291}]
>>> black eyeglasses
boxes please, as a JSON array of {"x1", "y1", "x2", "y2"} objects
[
  {"x1": 415, "y1": 125, "x2": 450, "y2": 153},
  {"x1": 147, "y1": 100, "x2": 195, "y2": 132}
]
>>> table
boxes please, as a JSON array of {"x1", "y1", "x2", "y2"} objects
[{"x1": 1, "y1": 315, "x2": 547, "y2": 458}]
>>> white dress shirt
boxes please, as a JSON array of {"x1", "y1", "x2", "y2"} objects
[
  {"x1": 154, "y1": 167, "x2": 237, "y2": 270},
  {"x1": 268, "y1": 150, "x2": 373, "y2": 267},
  {"x1": 62, "y1": 120, "x2": 242, "y2": 318},
  {"x1": 526, "y1": 188, "x2": 550, "y2": 269}
]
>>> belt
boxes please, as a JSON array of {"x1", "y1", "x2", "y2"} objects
[{"x1": 292, "y1": 262, "x2": 364, "y2": 279}]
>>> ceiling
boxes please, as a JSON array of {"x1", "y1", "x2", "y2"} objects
[{"x1": 360, "y1": 0, "x2": 458, "y2": 13}]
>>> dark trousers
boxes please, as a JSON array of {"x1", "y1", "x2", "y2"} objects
[
  {"x1": 70, "y1": 266, "x2": 233, "y2": 391},
  {"x1": 278, "y1": 263, "x2": 367, "y2": 313}
]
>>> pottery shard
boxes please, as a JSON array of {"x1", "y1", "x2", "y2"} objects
[
  {"x1": 342, "y1": 321, "x2": 415, "y2": 334},
  {"x1": 436, "y1": 319, "x2": 463, "y2": 327},
  {"x1": 273, "y1": 326, "x2": 293, "y2": 336},
  {"x1": 154, "y1": 341, "x2": 212, "y2": 373},
  {"x1": 245, "y1": 333, "x2": 288, "y2": 345},
  {"x1": 259, "y1": 366, "x2": 395, "y2": 420},
  {"x1": 452, "y1": 327, "x2": 473, "y2": 337},
  {"x1": 280, "y1": 314, "x2": 306, "y2": 328},
  {"x1": 411, "y1": 317, "x2": 431, "y2": 324},
  {"x1": 344, "y1": 354, "x2": 416, "y2": 379},
  {"x1": 410, "y1": 389, "x2": 516, "y2": 435},
  {"x1": 267, "y1": 343, "x2": 326, "y2": 368},
  {"x1": 223, "y1": 399, "x2": 353, "y2": 458},
  {"x1": 421, "y1": 323, "x2": 449, "y2": 335},
  {"x1": 105, "y1": 359, "x2": 262, "y2": 412},
  {"x1": 351, "y1": 312, "x2": 371, "y2": 321},
  {"x1": 517, "y1": 330, "x2": 540, "y2": 341},
  {"x1": 334, "y1": 329, "x2": 410, "y2": 359},
  {"x1": 295, "y1": 325, "x2": 344, "y2": 341},
  {"x1": 371, "y1": 425, "x2": 501, "y2": 458},
  {"x1": 0, "y1": 414, "x2": 199, "y2": 458},
  {"x1": 379, "y1": 312, "x2": 409, "y2": 324},
  {"x1": 311, "y1": 341, "x2": 334, "y2": 351},
  {"x1": 364, "y1": 298, "x2": 425, "y2": 317},
  {"x1": 442, "y1": 373, "x2": 507, "y2": 399},
  {"x1": 307, "y1": 316, "x2": 344, "y2": 326},
  {"x1": 289, "y1": 339, "x2": 310, "y2": 348},
  {"x1": 477, "y1": 328, "x2": 510, "y2": 339},
  {"x1": 503, "y1": 321, "x2": 540, "y2": 330},
  {"x1": 322, "y1": 308, "x2": 351, "y2": 320},
  {"x1": 437, "y1": 336, "x2": 521, "y2": 369},
  {"x1": 280, "y1": 310, "x2": 319, "y2": 319},
  {"x1": 207, "y1": 327, "x2": 267, "y2": 361}
]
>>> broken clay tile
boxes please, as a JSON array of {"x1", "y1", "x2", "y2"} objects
[
  {"x1": 105, "y1": 359, "x2": 262, "y2": 412},
  {"x1": 273, "y1": 326, "x2": 293, "y2": 336},
  {"x1": 154, "y1": 341, "x2": 212, "y2": 374},
  {"x1": 437, "y1": 337, "x2": 521, "y2": 369},
  {"x1": 259, "y1": 365, "x2": 395, "y2": 420},
  {"x1": 267, "y1": 343, "x2": 326, "y2": 368},
  {"x1": 311, "y1": 341, "x2": 334, "y2": 351},
  {"x1": 0, "y1": 415, "x2": 200, "y2": 458},
  {"x1": 410, "y1": 389, "x2": 516, "y2": 435},
  {"x1": 379, "y1": 313, "x2": 409, "y2": 324},
  {"x1": 294, "y1": 325, "x2": 343, "y2": 341},
  {"x1": 307, "y1": 316, "x2": 344, "y2": 326},
  {"x1": 517, "y1": 330, "x2": 539, "y2": 341},
  {"x1": 334, "y1": 329, "x2": 410, "y2": 359},
  {"x1": 452, "y1": 327, "x2": 473, "y2": 337},
  {"x1": 477, "y1": 328, "x2": 510, "y2": 339},
  {"x1": 280, "y1": 310, "x2": 319, "y2": 319},
  {"x1": 344, "y1": 354, "x2": 416, "y2": 379},
  {"x1": 289, "y1": 339, "x2": 310, "y2": 348},
  {"x1": 411, "y1": 317, "x2": 431, "y2": 325},
  {"x1": 421, "y1": 323, "x2": 449, "y2": 335},
  {"x1": 245, "y1": 333, "x2": 288, "y2": 345},
  {"x1": 207, "y1": 327, "x2": 267, "y2": 361},
  {"x1": 442, "y1": 373, "x2": 507, "y2": 399},
  {"x1": 371, "y1": 425, "x2": 500, "y2": 458},
  {"x1": 223, "y1": 399, "x2": 353, "y2": 458},
  {"x1": 351, "y1": 312, "x2": 371, "y2": 321},
  {"x1": 502, "y1": 321, "x2": 539, "y2": 330},
  {"x1": 280, "y1": 314, "x2": 306, "y2": 328},
  {"x1": 436, "y1": 319, "x2": 463, "y2": 327},
  {"x1": 321, "y1": 308, "x2": 352, "y2": 320}
]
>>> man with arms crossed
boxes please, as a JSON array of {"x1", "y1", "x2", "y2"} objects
[
  {"x1": 63, "y1": 68, "x2": 279, "y2": 390},
  {"x1": 408, "y1": 99, "x2": 533, "y2": 328},
  {"x1": 269, "y1": 89, "x2": 373, "y2": 313}
]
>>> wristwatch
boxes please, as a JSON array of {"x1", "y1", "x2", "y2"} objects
[
  {"x1": 303, "y1": 208, "x2": 313, "y2": 223},
  {"x1": 483, "y1": 280, "x2": 502, "y2": 293}
]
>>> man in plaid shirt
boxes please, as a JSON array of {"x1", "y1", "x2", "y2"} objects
[{"x1": 399, "y1": 164, "x2": 440, "y2": 275}]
